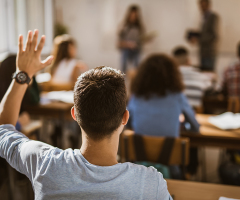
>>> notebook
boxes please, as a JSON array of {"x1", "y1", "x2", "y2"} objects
[{"x1": 208, "y1": 112, "x2": 240, "y2": 130}]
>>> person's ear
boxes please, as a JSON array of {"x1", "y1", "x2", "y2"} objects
[
  {"x1": 71, "y1": 106, "x2": 77, "y2": 121},
  {"x1": 122, "y1": 110, "x2": 129, "y2": 125}
]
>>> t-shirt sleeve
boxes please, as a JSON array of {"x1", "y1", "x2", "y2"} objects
[
  {"x1": 0, "y1": 124, "x2": 55, "y2": 182},
  {"x1": 156, "y1": 172, "x2": 173, "y2": 200},
  {"x1": 180, "y1": 93, "x2": 200, "y2": 132}
]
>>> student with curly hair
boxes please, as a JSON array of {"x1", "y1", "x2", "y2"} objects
[{"x1": 128, "y1": 54, "x2": 199, "y2": 137}]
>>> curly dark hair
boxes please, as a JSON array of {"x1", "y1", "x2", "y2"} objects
[{"x1": 131, "y1": 54, "x2": 184, "y2": 99}]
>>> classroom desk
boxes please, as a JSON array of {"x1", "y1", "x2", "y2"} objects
[
  {"x1": 22, "y1": 101, "x2": 73, "y2": 119},
  {"x1": 181, "y1": 114, "x2": 240, "y2": 150},
  {"x1": 22, "y1": 101, "x2": 74, "y2": 148},
  {"x1": 167, "y1": 179, "x2": 240, "y2": 200}
]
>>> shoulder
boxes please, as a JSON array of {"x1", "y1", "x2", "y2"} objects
[
  {"x1": 175, "y1": 92, "x2": 188, "y2": 104},
  {"x1": 125, "y1": 163, "x2": 170, "y2": 199},
  {"x1": 0, "y1": 124, "x2": 27, "y2": 139},
  {"x1": 125, "y1": 162, "x2": 162, "y2": 180},
  {"x1": 166, "y1": 92, "x2": 183, "y2": 100},
  {"x1": 58, "y1": 58, "x2": 66, "y2": 65},
  {"x1": 74, "y1": 60, "x2": 87, "y2": 70},
  {"x1": 226, "y1": 61, "x2": 240, "y2": 72},
  {"x1": 0, "y1": 124, "x2": 16, "y2": 131}
]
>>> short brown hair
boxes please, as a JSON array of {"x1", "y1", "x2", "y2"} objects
[
  {"x1": 131, "y1": 54, "x2": 184, "y2": 98},
  {"x1": 74, "y1": 66, "x2": 127, "y2": 140}
]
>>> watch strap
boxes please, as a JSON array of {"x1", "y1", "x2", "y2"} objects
[{"x1": 12, "y1": 71, "x2": 31, "y2": 85}]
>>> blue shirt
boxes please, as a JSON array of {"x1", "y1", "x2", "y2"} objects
[
  {"x1": 0, "y1": 124, "x2": 172, "y2": 200},
  {"x1": 127, "y1": 92, "x2": 199, "y2": 137}
]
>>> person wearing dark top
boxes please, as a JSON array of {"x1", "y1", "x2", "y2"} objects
[
  {"x1": 118, "y1": 5, "x2": 145, "y2": 73},
  {"x1": 128, "y1": 54, "x2": 199, "y2": 137},
  {"x1": 198, "y1": 0, "x2": 218, "y2": 71}
]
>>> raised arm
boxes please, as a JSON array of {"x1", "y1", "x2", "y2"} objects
[{"x1": 0, "y1": 30, "x2": 53, "y2": 125}]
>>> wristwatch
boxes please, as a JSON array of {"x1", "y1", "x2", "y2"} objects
[{"x1": 12, "y1": 71, "x2": 31, "y2": 85}]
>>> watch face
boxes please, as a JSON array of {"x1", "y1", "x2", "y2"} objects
[{"x1": 16, "y1": 72, "x2": 27, "y2": 83}]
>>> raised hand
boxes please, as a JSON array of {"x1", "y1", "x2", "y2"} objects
[{"x1": 16, "y1": 30, "x2": 53, "y2": 78}]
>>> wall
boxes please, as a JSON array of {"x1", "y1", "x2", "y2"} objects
[{"x1": 54, "y1": 0, "x2": 240, "y2": 83}]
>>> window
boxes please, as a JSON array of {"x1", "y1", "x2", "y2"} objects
[{"x1": 0, "y1": 0, "x2": 53, "y2": 60}]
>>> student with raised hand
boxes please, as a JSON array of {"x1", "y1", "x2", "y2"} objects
[
  {"x1": 50, "y1": 34, "x2": 87, "y2": 84},
  {"x1": 128, "y1": 54, "x2": 199, "y2": 137},
  {"x1": 0, "y1": 30, "x2": 172, "y2": 200}
]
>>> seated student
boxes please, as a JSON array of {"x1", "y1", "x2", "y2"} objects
[
  {"x1": 128, "y1": 54, "x2": 199, "y2": 137},
  {"x1": 50, "y1": 34, "x2": 87, "y2": 84},
  {"x1": 222, "y1": 42, "x2": 240, "y2": 97},
  {"x1": 0, "y1": 30, "x2": 172, "y2": 200},
  {"x1": 173, "y1": 47, "x2": 212, "y2": 108}
]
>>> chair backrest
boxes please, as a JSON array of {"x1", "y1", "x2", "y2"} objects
[
  {"x1": 228, "y1": 96, "x2": 240, "y2": 113},
  {"x1": 120, "y1": 130, "x2": 189, "y2": 166},
  {"x1": 39, "y1": 81, "x2": 74, "y2": 91}
]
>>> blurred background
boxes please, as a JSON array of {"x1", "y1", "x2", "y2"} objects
[
  {"x1": 1, "y1": 0, "x2": 240, "y2": 199},
  {"x1": 1, "y1": 0, "x2": 240, "y2": 84}
]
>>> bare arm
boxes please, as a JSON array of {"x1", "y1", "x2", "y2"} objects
[{"x1": 0, "y1": 30, "x2": 53, "y2": 125}]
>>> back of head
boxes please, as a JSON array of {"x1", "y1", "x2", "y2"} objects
[
  {"x1": 173, "y1": 47, "x2": 189, "y2": 66},
  {"x1": 199, "y1": 0, "x2": 211, "y2": 12},
  {"x1": 131, "y1": 54, "x2": 184, "y2": 98},
  {"x1": 51, "y1": 34, "x2": 75, "y2": 75},
  {"x1": 74, "y1": 66, "x2": 127, "y2": 141}
]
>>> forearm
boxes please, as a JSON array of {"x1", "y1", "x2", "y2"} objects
[
  {"x1": 0, "y1": 30, "x2": 52, "y2": 126},
  {"x1": 0, "y1": 80, "x2": 28, "y2": 125}
]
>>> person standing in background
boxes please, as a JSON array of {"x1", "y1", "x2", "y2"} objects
[
  {"x1": 118, "y1": 5, "x2": 145, "y2": 74},
  {"x1": 198, "y1": 0, "x2": 219, "y2": 71}
]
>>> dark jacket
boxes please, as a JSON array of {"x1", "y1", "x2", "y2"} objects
[{"x1": 200, "y1": 11, "x2": 218, "y2": 57}]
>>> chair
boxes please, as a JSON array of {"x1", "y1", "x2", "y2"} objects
[
  {"x1": 39, "y1": 81, "x2": 74, "y2": 92},
  {"x1": 120, "y1": 130, "x2": 190, "y2": 177},
  {"x1": 228, "y1": 96, "x2": 240, "y2": 113}
]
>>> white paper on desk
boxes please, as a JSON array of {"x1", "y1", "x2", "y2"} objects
[
  {"x1": 208, "y1": 112, "x2": 240, "y2": 130},
  {"x1": 219, "y1": 197, "x2": 240, "y2": 200},
  {"x1": 45, "y1": 91, "x2": 74, "y2": 104}
]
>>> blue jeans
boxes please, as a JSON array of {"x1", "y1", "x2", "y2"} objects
[{"x1": 121, "y1": 49, "x2": 140, "y2": 73}]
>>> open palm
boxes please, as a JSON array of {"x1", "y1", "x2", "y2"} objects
[{"x1": 16, "y1": 30, "x2": 53, "y2": 78}]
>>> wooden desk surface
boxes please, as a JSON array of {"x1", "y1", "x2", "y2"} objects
[
  {"x1": 196, "y1": 114, "x2": 240, "y2": 137},
  {"x1": 167, "y1": 179, "x2": 240, "y2": 200},
  {"x1": 181, "y1": 114, "x2": 240, "y2": 149},
  {"x1": 22, "y1": 101, "x2": 73, "y2": 119}
]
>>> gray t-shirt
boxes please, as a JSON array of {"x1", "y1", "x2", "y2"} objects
[{"x1": 0, "y1": 124, "x2": 172, "y2": 200}]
